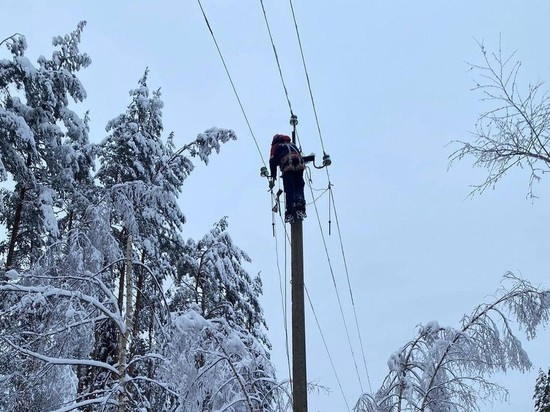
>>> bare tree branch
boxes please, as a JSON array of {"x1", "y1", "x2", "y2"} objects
[{"x1": 449, "y1": 40, "x2": 550, "y2": 198}]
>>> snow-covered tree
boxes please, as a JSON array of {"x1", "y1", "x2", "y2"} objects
[
  {"x1": 0, "y1": 24, "x2": 277, "y2": 412},
  {"x1": 93, "y1": 70, "x2": 239, "y2": 405},
  {"x1": 535, "y1": 368, "x2": 550, "y2": 412},
  {"x1": 354, "y1": 274, "x2": 550, "y2": 412},
  {"x1": 0, "y1": 22, "x2": 93, "y2": 272},
  {"x1": 172, "y1": 218, "x2": 269, "y2": 346},
  {"x1": 155, "y1": 308, "x2": 275, "y2": 411}
]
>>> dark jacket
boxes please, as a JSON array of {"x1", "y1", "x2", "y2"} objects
[{"x1": 269, "y1": 134, "x2": 304, "y2": 179}]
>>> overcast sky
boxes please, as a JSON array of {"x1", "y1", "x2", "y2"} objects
[{"x1": 4, "y1": 1, "x2": 550, "y2": 411}]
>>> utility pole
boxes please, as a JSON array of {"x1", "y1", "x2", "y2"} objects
[{"x1": 290, "y1": 114, "x2": 308, "y2": 412}]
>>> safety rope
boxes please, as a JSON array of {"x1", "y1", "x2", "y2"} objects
[{"x1": 196, "y1": 0, "x2": 267, "y2": 167}]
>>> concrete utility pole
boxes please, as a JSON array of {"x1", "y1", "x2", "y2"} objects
[{"x1": 290, "y1": 114, "x2": 308, "y2": 412}]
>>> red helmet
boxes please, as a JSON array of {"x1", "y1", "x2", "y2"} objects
[{"x1": 272, "y1": 134, "x2": 290, "y2": 144}]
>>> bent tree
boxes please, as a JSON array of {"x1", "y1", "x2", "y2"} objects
[{"x1": 354, "y1": 275, "x2": 550, "y2": 412}]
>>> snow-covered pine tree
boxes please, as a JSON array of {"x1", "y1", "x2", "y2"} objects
[
  {"x1": 0, "y1": 22, "x2": 93, "y2": 272},
  {"x1": 535, "y1": 368, "x2": 550, "y2": 412},
  {"x1": 0, "y1": 24, "x2": 97, "y2": 411},
  {"x1": 173, "y1": 218, "x2": 269, "y2": 346},
  {"x1": 94, "y1": 70, "x2": 243, "y2": 408},
  {"x1": 160, "y1": 218, "x2": 277, "y2": 410},
  {"x1": 93, "y1": 69, "x2": 188, "y2": 407},
  {"x1": 1, "y1": 24, "x2": 275, "y2": 412}
]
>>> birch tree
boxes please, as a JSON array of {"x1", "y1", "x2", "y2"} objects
[
  {"x1": 354, "y1": 275, "x2": 550, "y2": 412},
  {"x1": 449, "y1": 40, "x2": 550, "y2": 198}
]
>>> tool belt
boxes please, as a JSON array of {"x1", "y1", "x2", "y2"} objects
[{"x1": 281, "y1": 150, "x2": 305, "y2": 173}]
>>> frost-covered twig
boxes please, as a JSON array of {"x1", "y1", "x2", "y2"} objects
[
  {"x1": 355, "y1": 275, "x2": 550, "y2": 412},
  {"x1": 1, "y1": 336, "x2": 119, "y2": 375},
  {"x1": 449, "y1": 39, "x2": 550, "y2": 199}
]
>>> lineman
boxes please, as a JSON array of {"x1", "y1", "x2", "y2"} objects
[{"x1": 269, "y1": 134, "x2": 306, "y2": 223}]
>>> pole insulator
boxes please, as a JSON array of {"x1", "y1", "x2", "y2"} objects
[{"x1": 290, "y1": 114, "x2": 298, "y2": 126}]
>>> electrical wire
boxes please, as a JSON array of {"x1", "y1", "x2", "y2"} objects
[
  {"x1": 305, "y1": 285, "x2": 351, "y2": 411},
  {"x1": 258, "y1": 0, "x2": 295, "y2": 117},
  {"x1": 273, "y1": 196, "x2": 293, "y2": 389},
  {"x1": 196, "y1": 0, "x2": 267, "y2": 167},
  {"x1": 287, "y1": 0, "x2": 326, "y2": 154},
  {"x1": 305, "y1": 173, "x2": 365, "y2": 394},
  {"x1": 287, "y1": 0, "x2": 373, "y2": 392},
  {"x1": 199, "y1": 0, "x2": 374, "y2": 400},
  {"x1": 330, "y1": 186, "x2": 372, "y2": 392},
  {"x1": 197, "y1": 0, "x2": 295, "y2": 399}
]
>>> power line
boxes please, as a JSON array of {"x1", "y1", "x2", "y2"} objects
[
  {"x1": 305, "y1": 169, "x2": 365, "y2": 394},
  {"x1": 287, "y1": 0, "x2": 326, "y2": 154},
  {"x1": 273, "y1": 189, "x2": 293, "y2": 389},
  {"x1": 305, "y1": 285, "x2": 351, "y2": 411},
  {"x1": 330, "y1": 186, "x2": 372, "y2": 392},
  {"x1": 287, "y1": 1, "x2": 373, "y2": 392},
  {"x1": 196, "y1": 0, "x2": 266, "y2": 167},
  {"x1": 258, "y1": 0, "x2": 295, "y2": 117},
  {"x1": 199, "y1": 0, "x2": 373, "y2": 400}
]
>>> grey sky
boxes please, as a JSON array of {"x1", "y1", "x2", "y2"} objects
[{"x1": 3, "y1": 1, "x2": 550, "y2": 410}]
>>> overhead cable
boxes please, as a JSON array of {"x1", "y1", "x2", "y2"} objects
[
  {"x1": 305, "y1": 285, "x2": 351, "y2": 411},
  {"x1": 196, "y1": 0, "x2": 266, "y2": 167},
  {"x1": 287, "y1": 0, "x2": 326, "y2": 154},
  {"x1": 258, "y1": 0, "x2": 294, "y2": 117},
  {"x1": 288, "y1": 1, "x2": 373, "y2": 391},
  {"x1": 305, "y1": 173, "x2": 365, "y2": 394},
  {"x1": 330, "y1": 187, "x2": 372, "y2": 392}
]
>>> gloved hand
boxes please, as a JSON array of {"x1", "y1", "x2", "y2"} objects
[{"x1": 268, "y1": 179, "x2": 275, "y2": 190}]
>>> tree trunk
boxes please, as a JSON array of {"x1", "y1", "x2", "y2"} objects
[
  {"x1": 117, "y1": 262, "x2": 125, "y2": 312},
  {"x1": 129, "y1": 251, "x2": 146, "y2": 375},
  {"x1": 5, "y1": 187, "x2": 26, "y2": 271},
  {"x1": 117, "y1": 234, "x2": 133, "y2": 411}
]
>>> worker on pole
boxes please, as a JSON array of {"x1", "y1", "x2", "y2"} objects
[{"x1": 269, "y1": 134, "x2": 307, "y2": 223}]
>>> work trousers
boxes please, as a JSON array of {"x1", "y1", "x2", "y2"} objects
[{"x1": 282, "y1": 170, "x2": 305, "y2": 214}]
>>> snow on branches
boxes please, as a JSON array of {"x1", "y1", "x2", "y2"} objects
[{"x1": 354, "y1": 274, "x2": 550, "y2": 412}]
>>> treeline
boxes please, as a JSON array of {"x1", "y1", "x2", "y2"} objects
[{"x1": 0, "y1": 22, "x2": 282, "y2": 411}]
